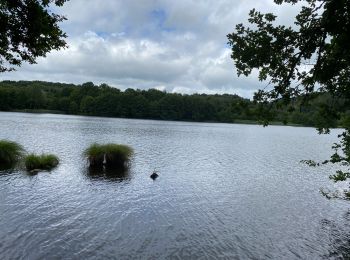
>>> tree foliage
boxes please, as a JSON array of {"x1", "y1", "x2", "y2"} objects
[
  {"x1": 0, "y1": 80, "x2": 259, "y2": 123},
  {"x1": 0, "y1": 0, "x2": 68, "y2": 72},
  {"x1": 0, "y1": 80, "x2": 348, "y2": 127},
  {"x1": 227, "y1": 0, "x2": 350, "y2": 199}
]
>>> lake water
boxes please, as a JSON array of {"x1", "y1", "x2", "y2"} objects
[{"x1": 0, "y1": 112, "x2": 349, "y2": 259}]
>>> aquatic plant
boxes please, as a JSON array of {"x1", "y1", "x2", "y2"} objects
[
  {"x1": 25, "y1": 154, "x2": 59, "y2": 171},
  {"x1": 84, "y1": 143, "x2": 133, "y2": 169},
  {"x1": 0, "y1": 140, "x2": 24, "y2": 169}
]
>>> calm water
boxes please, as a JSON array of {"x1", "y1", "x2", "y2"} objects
[{"x1": 0, "y1": 112, "x2": 349, "y2": 259}]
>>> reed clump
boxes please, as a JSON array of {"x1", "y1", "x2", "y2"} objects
[
  {"x1": 25, "y1": 154, "x2": 59, "y2": 171},
  {"x1": 0, "y1": 140, "x2": 24, "y2": 169},
  {"x1": 84, "y1": 143, "x2": 133, "y2": 169}
]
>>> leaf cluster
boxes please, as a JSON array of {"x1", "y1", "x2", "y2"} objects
[
  {"x1": 228, "y1": 0, "x2": 350, "y2": 199},
  {"x1": 228, "y1": 0, "x2": 350, "y2": 104},
  {"x1": 0, "y1": 0, "x2": 68, "y2": 72}
]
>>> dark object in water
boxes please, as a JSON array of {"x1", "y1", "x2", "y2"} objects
[{"x1": 150, "y1": 171, "x2": 158, "y2": 180}]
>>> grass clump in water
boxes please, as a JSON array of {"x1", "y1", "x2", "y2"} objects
[
  {"x1": 0, "y1": 140, "x2": 24, "y2": 169},
  {"x1": 84, "y1": 143, "x2": 133, "y2": 169},
  {"x1": 25, "y1": 154, "x2": 59, "y2": 171}
]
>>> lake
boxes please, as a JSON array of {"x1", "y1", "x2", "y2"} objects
[{"x1": 0, "y1": 112, "x2": 349, "y2": 259}]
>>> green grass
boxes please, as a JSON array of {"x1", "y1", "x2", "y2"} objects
[
  {"x1": 84, "y1": 143, "x2": 133, "y2": 169},
  {"x1": 25, "y1": 153, "x2": 59, "y2": 171},
  {"x1": 0, "y1": 140, "x2": 24, "y2": 169}
]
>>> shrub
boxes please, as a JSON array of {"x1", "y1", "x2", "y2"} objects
[
  {"x1": 25, "y1": 154, "x2": 59, "y2": 171},
  {"x1": 0, "y1": 140, "x2": 24, "y2": 169},
  {"x1": 84, "y1": 143, "x2": 133, "y2": 169}
]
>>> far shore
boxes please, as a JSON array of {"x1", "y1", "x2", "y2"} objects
[{"x1": 3, "y1": 109, "x2": 311, "y2": 128}]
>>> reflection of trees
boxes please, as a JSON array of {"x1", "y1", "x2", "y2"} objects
[
  {"x1": 322, "y1": 211, "x2": 350, "y2": 259},
  {"x1": 0, "y1": 168, "x2": 14, "y2": 174},
  {"x1": 0, "y1": 164, "x2": 12, "y2": 171},
  {"x1": 85, "y1": 167, "x2": 131, "y2": 182}
]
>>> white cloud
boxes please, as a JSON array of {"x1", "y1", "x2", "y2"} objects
[{"x1": 1, "y1": 0, "x2": 302, "y2": 98}]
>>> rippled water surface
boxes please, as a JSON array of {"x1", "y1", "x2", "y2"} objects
[{"x1": 0, "y1": 112, "x2": 349, "y2": 259}]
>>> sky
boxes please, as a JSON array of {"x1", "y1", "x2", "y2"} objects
[{"x1": 1, "y1": 0, "x2": 301, "y2": 98}]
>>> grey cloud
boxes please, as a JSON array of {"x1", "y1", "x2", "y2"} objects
[{"x1": 2, "y1": 0, "x2": 301, "y2": 98}]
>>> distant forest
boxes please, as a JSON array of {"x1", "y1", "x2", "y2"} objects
[{"x1": 0, "y1": 81, "x2": 348, "y2": 127}]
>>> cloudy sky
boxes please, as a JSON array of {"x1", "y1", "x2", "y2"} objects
[{"x1": 1, "y1": 0, "x2": 300, "y2": 98}]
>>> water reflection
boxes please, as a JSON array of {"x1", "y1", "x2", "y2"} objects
[
  {"x1": 0, "y1": 163, "x2": 15, "y2": 171},
  {"x1": 84, "y1": 166, "x2": 132, "y2": 182},
  {"x1": 1, "y1": 112, "x2": 349, "y2": 259},
  {"x1": 322, "y1": 210, "x2": 350, "y2": 259},
  {"x1": 0, "y1": 168, "x2": 13, "y2": 176}
]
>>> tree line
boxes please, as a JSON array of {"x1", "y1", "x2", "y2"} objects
[{"x1": 0, "y1": 80, "x2": 348, "y2": 127}]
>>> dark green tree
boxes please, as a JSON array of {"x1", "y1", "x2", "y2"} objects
[
  {"x1": 227, "y1": 0, "x2": 350, "y2": 199},
  {"x1": 0, "y1": 0, "x2": 68, "y2": 72}
]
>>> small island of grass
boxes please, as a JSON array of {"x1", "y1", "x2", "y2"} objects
[
  {"x1": 25, "y1": 153, "x2": 59, "y2": 171},
  {"x1": 84, "y1": 143, "x2": 133, "y2": 169},
  {"x1": 0, "y1": 140, "x2": 24, "y2": 169}
]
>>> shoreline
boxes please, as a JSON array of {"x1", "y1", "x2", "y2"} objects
[{"x1": 2, "y1": 109, "x2": 310, "y2": 128}]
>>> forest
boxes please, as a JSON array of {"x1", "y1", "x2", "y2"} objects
[{"x1": 0, "y1": 80, "x2": 348, "y2": 127}]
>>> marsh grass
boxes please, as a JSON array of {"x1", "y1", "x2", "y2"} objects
[
  {"x1": 25, "y1": 154, "x2": 59, "y2": 171},
  {"x1": 84, "y1": 143, "x2": 133, "y2": 169},
  {"x1": 0, "y1": 140, "x2": 24, "y2": 169}
]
